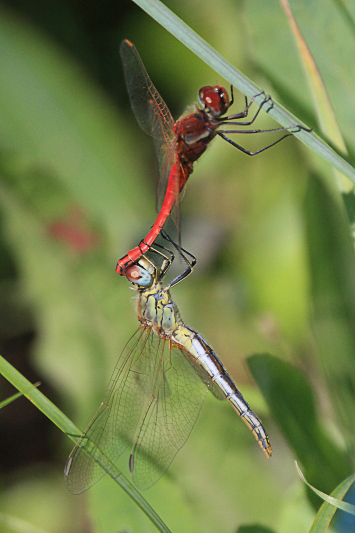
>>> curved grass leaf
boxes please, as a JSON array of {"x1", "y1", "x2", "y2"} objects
[
  {"x1": 298, "y1": 466, "x2": 355, "y2": 532},
  {"x1": 296, "y1": 462, "x2": 355, "y2": 516},
  {"x1": 131, "y1": 0, "x2": 355, "y2": 184},
  {"x1": 0, "y1": 355, "x2": 171, "y2": 533}
]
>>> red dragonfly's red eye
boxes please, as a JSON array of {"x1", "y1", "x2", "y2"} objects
[{"x1": 199, "y1": 85, "x2": 230, "y2": 117}]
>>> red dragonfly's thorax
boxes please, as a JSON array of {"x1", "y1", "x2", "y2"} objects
[{"x1": 174, "y1": 109, "x2": 219, "y2": 170}]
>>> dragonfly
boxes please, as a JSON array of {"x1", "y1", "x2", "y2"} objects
[
  {"x1": 117, "y1": 39, "x2": 310, "y2": 275},
  {"x1": 65, "y1": 242, "x2": 272, "y2": 493}
]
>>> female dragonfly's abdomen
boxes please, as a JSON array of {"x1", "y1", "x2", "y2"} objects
[
  {"x1": 135, "y1": 281, "x2": 271, "y2": 459},
  {"x1": 173, "y1": 325, "x2": 272, "y2": 458}
]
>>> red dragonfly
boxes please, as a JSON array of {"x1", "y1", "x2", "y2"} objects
[{"x1": 117, "y1": 39, "x2": 308, "y2": 275}]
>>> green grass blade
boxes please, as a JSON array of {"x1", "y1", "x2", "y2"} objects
[
  {"x1": 0, "y1": 383, "x2": 40, "y2": 409},
  {"x1": 0, "y1": 356, "x2": 171, "y2": 533},
  {"x1": 132, "y1": 0, "x2": 355, "y2": 184},
  {"x1": 306, "y1": 470, "x2": 355, "y2": 532},
  {"x1": 296, "y1": 462, "x2": 355, "y2": 516}
]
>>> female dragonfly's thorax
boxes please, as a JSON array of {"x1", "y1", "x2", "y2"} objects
[
  {"x1": 137, "y1": 285, "x2": 182, "y2": 336},
  {"x1": 172, "y1": 325, "x2": 272, "y2": 458}
]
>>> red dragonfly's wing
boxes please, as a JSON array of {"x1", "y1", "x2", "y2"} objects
[{"x1": 120, "y1": 40, "x2": 177, "y2": 219}]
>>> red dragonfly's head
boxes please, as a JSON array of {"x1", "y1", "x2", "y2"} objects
[{"x1": 198, "y1": 86, "x2": 230, "y2": 118}]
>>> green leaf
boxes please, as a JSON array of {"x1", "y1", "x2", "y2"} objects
[
  {"x1": 296, "y1": 462, "x2": 355, "y2": 516},
  {"x1": 247, "y1": 354, "x2": 351, "y2": 501},
  {"x1": 303, "y1": 175, "x2": 355, "y2": 451},
  {"x1": 306, "y1": 470, "x2": 355, "y2": 531},
  {"x1": 0, "y1": 355, "x2": 171, "y2": 533}
]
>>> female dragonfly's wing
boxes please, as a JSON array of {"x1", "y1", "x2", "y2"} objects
[
  {"x1": 64, "y1": 326, "x2": 159, "y2": 494},
  {"x1": 129, "y1": 339, "x2": 208, "y2": 490},
  {"x1": 120, "y1": 40, "x2": 176, "y2": 215}
]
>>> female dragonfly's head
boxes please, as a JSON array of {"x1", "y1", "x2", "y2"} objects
[{"x1": 125, "y1": 257, "x2": 157, "y2": 290}]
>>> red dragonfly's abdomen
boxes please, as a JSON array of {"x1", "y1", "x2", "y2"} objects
[
  {"x1": 116, "y1": 158, "x2": 188, "y2": 273},
  {"x1": 117, "y1": 112, "x2": 219, "y2": 274}
]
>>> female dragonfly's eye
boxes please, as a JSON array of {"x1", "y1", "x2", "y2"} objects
[{"x1": 126, "y1": 264, "x2": 153, "y2": 287}]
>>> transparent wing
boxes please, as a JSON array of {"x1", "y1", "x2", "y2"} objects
[
  {"x1": 120, "y1": 40, "x2": 176, "y2": 208},
  {"x1": 65, "y1": 327, "x2": 208, "y2": 493},
  {"x1": 130, "y1": 339, "x2": 208, "y2": 490},
  {"x1": 64, "y1": 326, "x2": 158, "y2": 494}
]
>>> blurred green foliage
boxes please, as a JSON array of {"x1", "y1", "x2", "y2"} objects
[{"x1": 0, "y1": 1, "x2": 354, "y2": 532}]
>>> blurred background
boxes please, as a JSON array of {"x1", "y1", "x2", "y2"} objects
[{"x1": 0, "y1": 1, "x2": 354, "y2": 532}]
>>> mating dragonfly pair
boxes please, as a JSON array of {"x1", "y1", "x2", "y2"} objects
[{"x1": 65, "y1": 40, "x2": 310, "y2": 492}]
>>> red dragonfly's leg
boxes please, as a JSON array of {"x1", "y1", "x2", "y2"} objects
[{"x1": 217, "y1": 129, "x2": 303, "y2": 156}]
